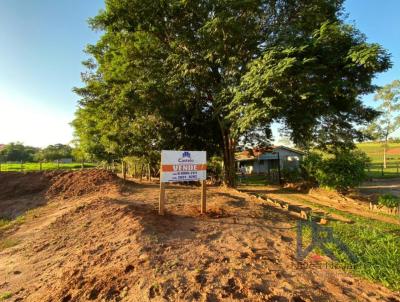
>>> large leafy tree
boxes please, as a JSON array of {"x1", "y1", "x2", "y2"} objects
[{"x1": 74, "y1": 0, "x2": 390, "y2": 186}]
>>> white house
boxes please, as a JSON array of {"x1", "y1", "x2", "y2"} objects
[{"x1": 236, "y1": 145, "x2": 305, "y2": 175}]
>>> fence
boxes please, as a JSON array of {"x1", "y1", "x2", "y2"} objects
[
  {"x1": 365, "y1": 162, "x2": 400, "y2": 178},
  {"x1": 0, "y1": 162, "x2": 97, "y2": 172}
]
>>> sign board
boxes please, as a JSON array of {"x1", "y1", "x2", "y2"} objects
[{"x1": 160, "y1": 150, "x2": 207, "y2": 183}]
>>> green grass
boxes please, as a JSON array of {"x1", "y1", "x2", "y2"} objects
[
  {"x1": 292, "y1": 197, "x2": 400, "y2": 291},
  {"x1": 357, "y1": 142, "x2": 400, "y2": 163},
  {"x1": 0, "y1": 238, "x2": 20, "y2": 251},
  {"x1": 0, "y1": 219, "x2": 11, "y2": 229},
  {"x1": 237, "y1": 175, "x2": 269, "y2": 186},
  {"x1": 0, "y1": 215, "x2": 26, "y2": 232},
  {"x1": 357, "y1": 142, "x2": 400, "y2": 178},
  {"x1": 0, "y1": 292, "x2": 12, "y2": 301},
  {"x1": 0, "y1": 162, "x2": 96, "y2": 172}
]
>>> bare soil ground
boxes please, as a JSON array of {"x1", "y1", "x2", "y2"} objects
[
  {"x1": 0, "y1": 171, "x2": 399, "y2": 301},
  {"x1": 240, "y1": 184, "x2": 400, "y2": 226}
]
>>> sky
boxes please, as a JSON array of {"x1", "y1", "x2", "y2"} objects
[
  {"x1": 0, "y1": 0, "x2": 104, "y2": 147},
  {"x1": 0, "y1": 0, "x2": 399, "y2": 148}
]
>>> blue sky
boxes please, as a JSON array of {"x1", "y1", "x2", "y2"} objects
[
  {"x1": 0, "y1": 0, "x2": 399, "y2": 147},
  {"x1": 0, "y1": 0, "x2": 104, "y2": 146}
]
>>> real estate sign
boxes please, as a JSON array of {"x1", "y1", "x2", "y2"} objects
[{"x1": 160, "y1": 150, "x2": 207, "y2": 183}]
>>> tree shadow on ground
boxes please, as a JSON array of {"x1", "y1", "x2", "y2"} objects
[{"x1": 107, "y1": 186, "x2": 299, "y2": 244}]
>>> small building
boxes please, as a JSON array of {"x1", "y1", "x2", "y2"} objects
[
  {"x1": 56, "y1": 158, "x2": 73, "y2": 164},
  {"x1": 236, "y1": 146, "x2": 305, "y2": 175}
]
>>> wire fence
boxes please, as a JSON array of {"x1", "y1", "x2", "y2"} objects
[
  {"x1": 365, "y1": 162, "x2": 400, "y2": 178},
  {"x1": 0, "y1": 162, "x2": 97, "y2": 173}
]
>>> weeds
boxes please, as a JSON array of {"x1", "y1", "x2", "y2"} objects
[
  {"x1": 0, "y1": 292, "x2": 12, "y2": 301},
  {"x1": 0, "y1": 215, "x2": 26, "y2": 232},
  {"x1": 297, "y1": 199, "x2": 400, "y2": 291},
  {"x1": 0, "y1": 239, "x2": 20, "y2": 251}
]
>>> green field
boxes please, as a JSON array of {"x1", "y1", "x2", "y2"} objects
[
  {"x1": 357, "y1": 142, "x2": 400, "y2": 163},
  {"x1": 0, "y1": 162, "x2": 96, "y2": 172},
  {"x1": 357, "y1": 142, "x2": 400, "y2": 178},
  {"x1": 296, "y1": 197, "x2": 400, "y2": 291}
]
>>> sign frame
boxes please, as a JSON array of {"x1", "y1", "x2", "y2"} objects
[{"x1": 159, "y1": 150, "x2": 207, "y2": 215}]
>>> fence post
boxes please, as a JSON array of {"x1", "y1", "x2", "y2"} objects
[
  {"x1": 381, "y1": 163, "x2": 384, "y2": 177},
  {"x1": 21, "y1": 161, "x2": 23, "y2": 172},
  {"x1": 148, "y1": 163, "x2": 151, "y2": 181},
  {"x1": 40, "y1": 162, "x2": 42, "y2": 171}
]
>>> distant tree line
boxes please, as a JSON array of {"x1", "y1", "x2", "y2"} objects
[{"x1": 0, "y1": 142, "x2": 83, "y2": 162}]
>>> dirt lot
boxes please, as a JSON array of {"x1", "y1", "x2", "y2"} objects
[{"x1": 0, "y1": 171, "x2": 399, "y2": 301}]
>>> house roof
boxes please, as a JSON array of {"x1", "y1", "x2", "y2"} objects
[
  {"x1": 236, "y1": 145, "x2": 304, "y2": 161},
  {"x1": 274, "y1": 145, "x2": 305, "y2": 155},
  {"x1": 0, "y1": 144, "x2": 5, "y2": 151}
]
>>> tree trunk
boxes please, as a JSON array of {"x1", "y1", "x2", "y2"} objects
[
  {"x1": 384, "y1": 136, "x2": 388, "y2": 169},
  {"x1": 220, "y1": 126, "x2": 236, "y2": 187},
  {"x1": 383, "y1": 145, "x2": 387, "y2": 169},
  {"x1": 140, "y1": 163, "x2": 144, "y2": 181}
]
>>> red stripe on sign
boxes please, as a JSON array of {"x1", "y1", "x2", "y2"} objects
[{"x1": 162, "y1": 164, "x2": 207, "y2": 172}]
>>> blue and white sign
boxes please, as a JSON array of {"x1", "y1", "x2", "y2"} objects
[{"x1": 161, "y1": 150, "x2": 207, "y2": 183}]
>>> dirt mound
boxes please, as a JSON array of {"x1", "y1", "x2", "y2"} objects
[
  {"x1": 0, "y1": 170, "x2": 122, "y2": 202},
  {"x1": 0, "y1": 172, "x2": 53, "y2": 201},
  {"x1": 45, "y1": 169, "x2": 122, "y2": 199},
  {"x1": 1, "y1": 184, "x2": 399, "y2": 301}
]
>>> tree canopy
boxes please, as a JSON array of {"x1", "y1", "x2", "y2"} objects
[
  {"x1": 73, "y1": 0, "x2": 391, "y2": 186},
  {"x1": 35, "y1": 144, "x2": 73, "y2": 161},
  {"x1": 0, "y1": 142, "x2": 38, "y2": 162}
]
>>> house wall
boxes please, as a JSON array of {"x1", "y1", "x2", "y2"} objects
[
  {"x1": 272, "y1": 147, "x2": 303, "y2": 170},
  {"x1": 238, "y1": 147, "x2": 303, "y2": 174}
]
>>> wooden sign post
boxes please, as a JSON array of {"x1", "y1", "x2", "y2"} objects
[
  {"x1": 201, "y1": 180, "x2": 206, "y2": 214},
  {"x1": 159, "y1": 182, "x2": 166, "y2": 215},
  {"x1": 159, "y1": 150, "x2": 207, "y2": 215}
]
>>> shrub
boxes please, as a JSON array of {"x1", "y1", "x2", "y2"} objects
[
  {"x1": 378, "y1": 193, "x2": 400, "y2": 209},
  {"x1": 207, "y1": 156, "x2": 223, "y2": 183},
  {"x1": 301, "y1": 150, "x2": 368, "y2": 192},
  {"x1": 316, "y1": 150, "x2": 368, "y2": 192},
  {"x1": 281, "y1": 167, "x2": 302, "y2": 182},
  {"x1": 300, "y1": 152, "x2": 323, "y2": 182}
]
